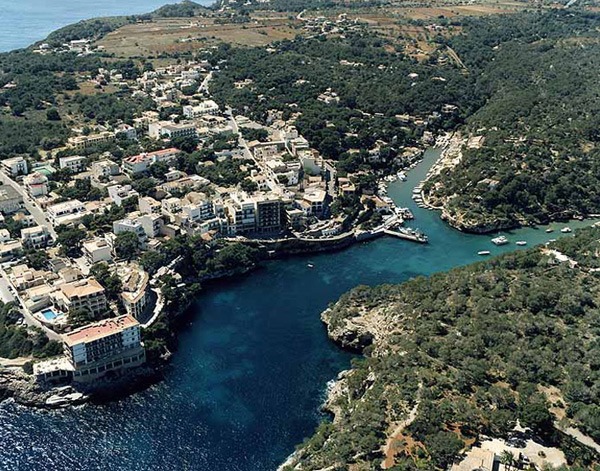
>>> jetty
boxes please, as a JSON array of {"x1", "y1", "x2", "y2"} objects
[{"x1": 383, "y1": 227, "x2": 428, "y2": 244}]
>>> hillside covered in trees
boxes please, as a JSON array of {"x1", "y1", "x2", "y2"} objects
[
  {"x1": 283, "y1": 226, "x2": 600, "y2": 471},
  {"x1": 424, "y1": 12, "x2": 600, "y2": 231}
]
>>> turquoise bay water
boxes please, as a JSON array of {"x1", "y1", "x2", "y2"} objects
[
  {"x1": 0, "y1": 0, "x2": 213, "y2": 53},
  {"x1": 0, "y1": 148, "x2": 592, "y2": 471}
]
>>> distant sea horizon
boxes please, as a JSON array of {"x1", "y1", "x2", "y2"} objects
[{"x1": 0, "y1": 0, "x2": 214, "y2": 53}]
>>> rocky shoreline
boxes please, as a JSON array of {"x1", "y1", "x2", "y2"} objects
[{"x1": 0, "y1": 364, "x2": 163, "y2": 409}]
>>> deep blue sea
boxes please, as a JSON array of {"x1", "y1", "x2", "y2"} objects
[
  {"x1": 0, "y1": 0, "x2": 213, "y2": 53},
  {"x1": 1, "y1": 148, "x2": 592, "y2": 471}
]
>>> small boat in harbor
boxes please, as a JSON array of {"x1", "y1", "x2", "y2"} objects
[
  {"x1": 307, "y1": 263, "x2": 314, "y2": 268},
  {"x1": 478, "y1": 251, "x2": 491, "y2": 256},
  {"x1": 545, "y1": 228, "x2": 554, "y2": 233},
  {"x1": 491, "y1": 236, "x2": 509, "y2": 246},
  {"x1": 516, "y1": 241, "x2": 527, "y2": 246},
  {"x1": 561, "y1": 227, "x2": 572, "y2": 233}
]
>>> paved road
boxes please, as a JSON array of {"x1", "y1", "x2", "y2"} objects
[{"x1": 0, "y1": 170, "x2": 57, "y2": 239}]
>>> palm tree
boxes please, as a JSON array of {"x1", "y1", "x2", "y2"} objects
[{"x1": 500, "y1": 450, "x2": 515, "y2": 471}]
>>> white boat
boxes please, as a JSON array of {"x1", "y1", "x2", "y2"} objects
[
  {"x1": 307, "y1": 263, "x2": 314, "y2": 268},
  {"x1": 545, "y1": 228, "x2": 553, "y2": 233},
  {"x1": 491, "y1": 236, "x2": 509, "y2": 246},
  {"x1": 516, "y1": 241, "x2": 527, "y2": 246},
  {"x1": 561, "y1": 227, "x2": 572, "y2": 233},
  {"x1": 478, "y1": 251, "x2": 491, "y2": 256}
]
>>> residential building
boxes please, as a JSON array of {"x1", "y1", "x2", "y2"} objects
[
  {"x1": 0, "y1": 185, "x2": 24, "y2": 214},
  {"x1": 62, "y1": 314, "x2": 145, "y2": 382},
  {"x1": 148, "y1": 121, "x2": 197, "y2": 140},
  {"x1": 82, "y1": 238, "x2": 112, "y2": 264},
  {"x1": 0, "y1": 240, "x2": 23, "y2": 262},
  {"x1": 303, "y1": 188, "x2": 327, "y2": 217},
  {"x1": 183, "y1": 100, "x2": 219, "y2": 118},
  {"x1": 118, "y1": 264, "x2": 151, "y2": 320},
  {"x1": 116, "y1": 123, "x2": 137, "y2": 140},
  {"x1": 1, "y1": 156, "x2": 28, "y2": 177},
  {"x1": 138, "y1": 196, "x2": 162, "y2": 215},
  {"x1": 139, "y1": 213, "x2": 163, "y2": 238},
  {"x1": 68, "y1": 131, "x2": 115, "y2": 151},
  {"x1": 107, "y1": 184, "x2": 139, "y2": 206},
  {"x1": 255, "y1": 194, "x2": 285, "y2": 234},
  {"x1": 113, "y1": 218, "x2": 148, "y2": 248},
  {"x1": 91, "y1": 159, "x2": 120, "y2": 182},
  {"x1": 55, "y1": 278, "x2": 107, "y2": 315},
  {"x1": 122, "y1": 148, "x2": 180, "y2": 175},
  {"x1": 59, "y1": 155, "x2": 87, "y2": 173},
  {"x1": 23, "y1": 172, "x2": 49, "y2": 197},
  {"x1": 21, "y1": 225, "x2": 51, "y2": 249},
  {"x1": 47, "y1": 200, "x2": 88, "y2": 226}
]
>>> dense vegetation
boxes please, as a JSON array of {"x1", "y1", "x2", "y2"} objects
[
  {"x1": 209, "y1": 36, "x2": 472, "y2": 169},
  {"x1": 0, "y1": 302, "x2": 62, "y2": 359},
  {"x1": 424, "y1": 11, "x2": 600, "y2": 230},
  {"x1": 287, "y1": 226, "x2": 600, "y2": 470}
]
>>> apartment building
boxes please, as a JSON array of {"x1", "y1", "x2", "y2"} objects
[
  {"x1": 113, "y1": 218, "x2": 148, "y2": 248},
  {"x1": 182, "y1": 100, "x2": 219, "y2": 118},
  {"x1": 47, "y1": 200, "x2": 88, "y2": 226},
  {"x1": 68, "y1": 131, "x2": 115, "y2": 151},
  {"x1": 1, "y1": 156, "x2": 28, "y2": 177},
  {"x1": 56, "y1": 278, "x2": 107, "y2": 316},
  {"x1": 82, "y1": 238, "x2": 112, "y2": 264},
  {"x1": 118, "y1": 264, "x2": 151, "y2": 320},
  {"x1": 21, "y1": 225, "x2": 51, "y2": 249},
  {"x1": 59, "y1": 155, "x2": 87, "y2": 173},
  {"x1": 122, "y1": 148, "x2": 180, "y2": 175},
  {"x1": 138, "y1": 196, "x2": 162, "y2": 215},
  {"x1": 148, "y1": 121, "x2": 197, "y2": 140},
  {"x1": 91, "y1": 159, "x2": 120, "y2": 182},
  {"x1": 255, "y1": 194, "x2": 285, "y2": 234},
  {"x1": 62, "y1": 314, "x2": 145, "y2": 382},
  {"x1": 107, "y1": 184, "x2": 139, "y2": 207}
]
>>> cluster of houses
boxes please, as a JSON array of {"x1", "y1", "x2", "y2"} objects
[{"x1": 0, "y1": 49, "x2": 457, "y2": 387}]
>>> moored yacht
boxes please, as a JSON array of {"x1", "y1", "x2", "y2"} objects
[{"x1": 491, "y1": 236, "x2": 509, "y2": 246}]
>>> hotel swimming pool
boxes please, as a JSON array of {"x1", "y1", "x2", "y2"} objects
[{"x1": 41, "y1": 309, "x2": 58, "y2": 321}]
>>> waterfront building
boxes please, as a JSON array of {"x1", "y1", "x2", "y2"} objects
[
  {"x1": 118, "y1": 264, "x2": 151, "y2": 320},
  {"x1": 63, "y1": 314, "x2": 146, "y2": 382}
]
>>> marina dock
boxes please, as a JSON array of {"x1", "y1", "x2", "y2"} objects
[{"x1": 383, "y1": 228, "x2": 428, "y2": 244}]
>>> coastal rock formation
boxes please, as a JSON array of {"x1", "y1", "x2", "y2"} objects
[{"x1": 0, "y1": 368, "x2": 87, "y2": 408}]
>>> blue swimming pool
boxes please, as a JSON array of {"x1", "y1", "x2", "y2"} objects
[{"x1": 41, "y1": 309, "x2": 58, "y2": 321}]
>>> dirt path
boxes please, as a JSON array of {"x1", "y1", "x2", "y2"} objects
[{"x1": 381, "y1": 382, "x2": 423, "y2": 469}]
